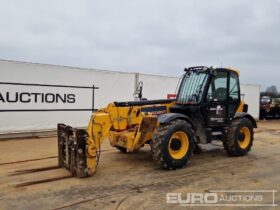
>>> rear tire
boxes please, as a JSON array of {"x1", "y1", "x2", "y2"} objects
[
  {"x1": 224, "y1": 118, "x2": 254, "y2": 156},
  {"x1": 150, "y1": 120, "x2": 195, "y2": 169}
]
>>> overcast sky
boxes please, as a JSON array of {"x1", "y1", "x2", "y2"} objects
[{"x1": 0, "y1": 0, "x2": 279, "y2": 90}]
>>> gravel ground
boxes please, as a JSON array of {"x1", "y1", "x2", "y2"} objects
[{"x1": 0, "y1": 120, "x2": 279, "y2": 210}]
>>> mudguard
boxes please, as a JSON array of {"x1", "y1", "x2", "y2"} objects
[
  {"x1": 234, "y1": 112, "x2": 257, "y2": 128},
  {"x1": 158, "y1": 113, "x2": 195, "y2": 129}
]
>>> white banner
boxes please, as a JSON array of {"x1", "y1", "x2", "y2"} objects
[
  {"x1": 139, "y1": 74, "x2": 179, "y2": 100},
  {"x1": 0, "y1": 60, "x2": 260, "y2": 134},
  {"x1": 0, "y1": 60, "x2": 135, "y2": 133}
]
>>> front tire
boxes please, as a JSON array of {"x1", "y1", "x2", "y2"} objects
[
  {"x1": 224, "y1": 118, "x2": 254, "y2": 156},
  {"x1": 150, "y1": 120, "x2": 195, "y2": 169}
]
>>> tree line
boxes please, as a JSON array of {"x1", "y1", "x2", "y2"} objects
[{"x1": 260, "y1": 85, "x2": 280, "y2": 98}]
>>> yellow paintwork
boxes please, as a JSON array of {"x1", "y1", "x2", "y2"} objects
[
  {"x1": 238, "y1": 127, "x2": 251, "y2": 149},
  {"x1": 133, "y1": 115, "x2": 158, "y2": 150},
  {"x1": 85, "y1": 101, "x2": 174, "y2": 174},
  {"x1": 236, "y1": 100, "x2": 245, "y2": 113},
  {"x1": 86, "y1": 112, "x2": 111, "y2": 172},
  {"x1": 168, "y1": 131, "x2": 189, "y2": 160},
  {"x1": 227, "y1": 67, "x2": 240, "y2": 76}
]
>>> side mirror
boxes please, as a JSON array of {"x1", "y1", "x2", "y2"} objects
[{"x1": 134, "y1": 81, "x2": 144, "y2": 101}]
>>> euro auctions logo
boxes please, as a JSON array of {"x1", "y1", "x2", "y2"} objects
[
  {"x1": 166, "y1": 190, "x2": 277, "y2": 207},
  {"x1": 167, "y1": 192, "x2": 218, "y2": 206},
  {"x1": 0, "y1": 92, "x2": 75, "y2": 104}
]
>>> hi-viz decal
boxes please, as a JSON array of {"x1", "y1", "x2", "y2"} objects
[
  {"x1": 215, "y1": 105, "x2": 224, "y2": 115},
  {"x1": 209, "y1": 105, "x2": 225, "y2": 123},
  {"x1": 0, "y1": 92, "x2": 76, "y2": 103}
]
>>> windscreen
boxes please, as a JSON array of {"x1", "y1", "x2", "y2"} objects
[{"x1": 177, "y1": 71, "x2": 208, "y2": 103}]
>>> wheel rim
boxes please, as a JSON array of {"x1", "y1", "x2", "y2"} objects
[
  {"x1": 238, "y1": 127, "x2": 251, "y2": 149},
  {"x1": 168, "y1": 131, "x2": 189, "y2": 159}
]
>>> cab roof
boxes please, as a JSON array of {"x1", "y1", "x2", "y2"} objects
[{"x1": 184, "y1": 66, "x2": 240, "y2": 76}]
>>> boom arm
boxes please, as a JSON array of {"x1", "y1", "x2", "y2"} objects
[
  {"x1": 86, "y1": 112, "x2": 112, "y2": 175},
  {"x1": 57, "y1": 101, "x2": 171, "y2": 177},
  {"x1": 58, "y1": 105, "x2": 114, "y2": 177}
]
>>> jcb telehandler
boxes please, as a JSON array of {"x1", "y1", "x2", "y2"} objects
[{"x1": 58, "y1": 66, "x2": 257, "y2": 178}]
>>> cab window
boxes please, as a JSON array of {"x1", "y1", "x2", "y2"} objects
[
  {"x1": 229, "y1": 73, "x2": 240, "y2": 102},
  {"x1": 207, "y1": 72, "x2": 227, "y2": 101}
]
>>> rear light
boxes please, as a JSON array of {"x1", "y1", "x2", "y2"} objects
[{"x1": 167, "y1": 94, "x2": 177, "y2": 99}]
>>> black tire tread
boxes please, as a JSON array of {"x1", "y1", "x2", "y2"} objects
[
  {"x1": 151, "y1": 119, "x2": 194, "y2": 169},
  {"x1": 223, "y1": 118, "x2": 254, "y2": 156}
]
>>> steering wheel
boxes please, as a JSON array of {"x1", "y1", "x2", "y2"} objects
[{"x1": 213, "y1": 88, "x2": 227, "y2": 101}]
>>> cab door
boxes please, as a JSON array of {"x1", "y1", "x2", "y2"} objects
[
  {"x1": 204, "y1": 71, "x2": 228, "y2": 126},
  {"x1": 203, "y1": 70, "x2": 241, "y2": 126},
  {"x1": 228, "y1": 72, "x2": 241, "y2": 120}
]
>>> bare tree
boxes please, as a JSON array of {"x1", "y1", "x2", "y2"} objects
[{"x1": 265, "y1": 85, "x2": 278, "y2": 97}]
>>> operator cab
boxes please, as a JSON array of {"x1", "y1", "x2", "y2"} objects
[{"x1": 172, "y1": 66, "x2": 241, "y2": 127}]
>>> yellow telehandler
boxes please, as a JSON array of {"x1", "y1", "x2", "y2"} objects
[{"x1": 57, "y1": 66, "x2": 257, "y2": 178}]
